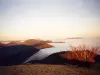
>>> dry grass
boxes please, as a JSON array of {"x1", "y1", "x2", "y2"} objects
[{"x1": 0, "y1": 64, "x2": 99, "y2": 75}]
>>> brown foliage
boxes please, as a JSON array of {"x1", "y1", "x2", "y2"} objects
[{"x1": 60, "y1": 45, "x2": 100, "y2": 63}]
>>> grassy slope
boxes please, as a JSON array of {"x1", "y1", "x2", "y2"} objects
[{"x1": 0, "y1": 64, "x2": 99, "y2": 75}]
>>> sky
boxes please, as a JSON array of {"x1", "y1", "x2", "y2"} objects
[{"x1": 0, "y1": 0, "x2": 100, "y2": 41}]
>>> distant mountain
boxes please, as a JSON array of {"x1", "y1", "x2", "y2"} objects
[
  {"x1": 0, "y1": 45, "x2": 40, "y2": 66},
  {"x1": 52, "y1": 41, "x2": 65, "y2": 43},
  {"x1": 0, "y1": 39, "x2": 42, "y2": 47},
  {"x1": 44, "y1": 40, "x2": 52, "y2": 43},
  {"x1": 23, "y1": 39, "x2": 53, "y2": 49},
  {"x1": 0, "y1": 42, "x2": 6, "y2": 47},
  {"x1": 6, "y1": 41, "x2": 22, "y2": 46},
  {"x1": 36, "y1": 43, "x2": 53, "y2": 49},
  {"x1": 0, "y1": 41, "x2": 21, "y2": 47},
  {"x1": 66, "y1": 37, "x2": 83, "y2": 39},
  {"x1": 23, "y1": 39, "x2": 42, "y2": 46},
  {"x1": 0, "y1": 39, "x2": 53, "y2": 49}
]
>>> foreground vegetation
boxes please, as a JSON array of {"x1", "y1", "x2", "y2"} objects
[
  {"x1": 0, "y1": 64, "x2": 100, "y2": 75},
  {"x1": 60, "y1": 45, "x2": 100, "y2": 63}
]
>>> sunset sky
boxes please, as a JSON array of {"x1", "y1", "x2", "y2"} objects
[{"x1": 0, "y1": 0, "x2": 100, "y2": 41}]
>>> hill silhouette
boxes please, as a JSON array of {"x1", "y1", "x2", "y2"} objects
[
  {"x1": 0, "y1": 45, "x2": 40, "y2": 66},
  {"x1": 28, "y1": 51, "x2": 68, "y2": 65}
]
